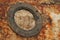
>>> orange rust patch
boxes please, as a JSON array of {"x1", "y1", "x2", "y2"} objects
[{"x1": 58, "y1": 19, "x2": 60, "y2": 27}]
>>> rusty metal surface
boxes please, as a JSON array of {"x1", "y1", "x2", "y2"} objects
[{"x1": 0, "y1": 0, "x2": 60, "y2": 40}]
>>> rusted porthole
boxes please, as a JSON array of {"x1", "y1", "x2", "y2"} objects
[{"x1": 8, "y1": 3, "x2": 43, "y2": 37}]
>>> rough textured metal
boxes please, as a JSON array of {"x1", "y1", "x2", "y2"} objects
[{"x1": 0, "y1": 0, "x2": 60, "y2": 40}]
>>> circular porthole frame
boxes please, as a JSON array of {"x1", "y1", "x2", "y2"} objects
[{"x1": 7, "y1": 3, "x2": 43, "y2": 37}]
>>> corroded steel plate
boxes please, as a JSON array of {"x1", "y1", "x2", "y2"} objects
[{"x1": 0, "y1": 0, "x2": 60, "y2": 40}]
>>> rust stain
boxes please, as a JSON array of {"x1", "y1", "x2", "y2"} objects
[{"x1": 0, "y1": 0, "x2": 60, "y2": 40}]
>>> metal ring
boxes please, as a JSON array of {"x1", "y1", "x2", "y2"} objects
[{"x1": 8, "y1": 3, "x2": 43, "y2": 37}]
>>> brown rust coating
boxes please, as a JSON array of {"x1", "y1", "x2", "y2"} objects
[{"x1": 0, "y1": 0, "x2": 60, "y2": 40}]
